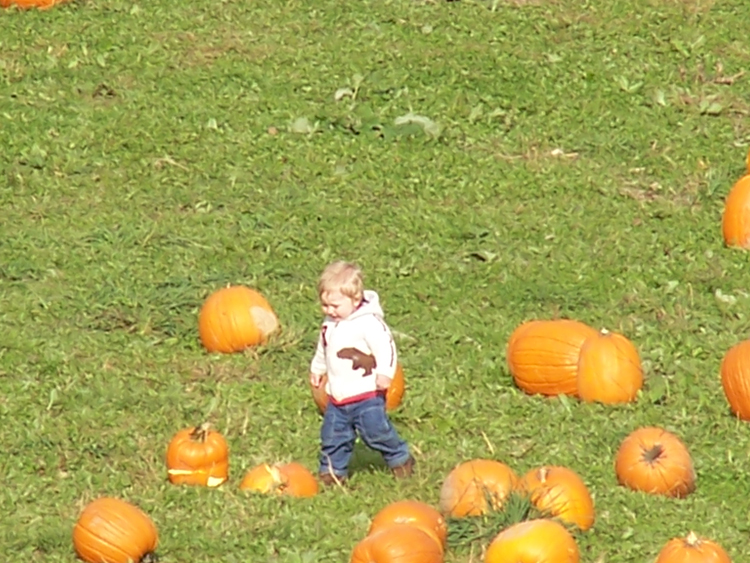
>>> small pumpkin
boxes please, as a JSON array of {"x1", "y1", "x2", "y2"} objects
[
  {"x1": 0, "y1": 0, "x2": 66, "y2": 8},
  {"x1": 198, "y1": 285, "x2": 279, "y2": 353},
  {"x1": 311, "y1": 363, "x2": 406, "y2": 413},
  {"x1": 720, "y1": 339, "x2": 750, "y2": 420},
  {"x1": 507, "y1": 319, "x2": 599, "y2": 396},
  {"x1": 368, "y1": 500, "x2": 447, "y2": 552},
  {"x1": 518, "y1": 466, "x2": 595, "y2": 531},
  {"x1": 655, "y1": 531, "x2": 731, "y2": 563},
  {"x1": 576, "y1": 328, "x2": 643, "y2": 404},
  {"x1": 239, "y1": 462, "x2": 319, "y2": 497},
  {"x1": 72, "y1": 497, "x2": 158, "y2": 563},
  {"x1": 614, "y1": 427, "x2": 695, "y2": 498},
  {"x1": 484, "y1": 519, "x2": 579, "y2": 563},
  {"x1": 166, "y1": 423, "x2": 229, "y2": 487},
  {"x1": 722, "y1": 174, "x2": 750, "y2": 249},
  {"x1": 350, "y1": 524, "x2": 443, "y2": 563},
  {"x1": 438, "y1": 459, "x2": 518, "y2": 518}
]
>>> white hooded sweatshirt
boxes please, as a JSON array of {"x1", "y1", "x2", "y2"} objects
[{"x1": 310, "y1": 290, "x2": 397, "y2": 405}]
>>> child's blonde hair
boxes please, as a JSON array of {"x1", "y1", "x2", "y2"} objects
[{"x1": 318, "y1": 261, "x2": 364, "y2": 302}]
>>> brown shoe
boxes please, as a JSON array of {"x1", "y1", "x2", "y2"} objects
[
  {"x1": 319, "y1": 472, "x2": 347, "y2": 487},
  {"x1": 391, "y1": 456, "x2": 415, "y2": 479}
]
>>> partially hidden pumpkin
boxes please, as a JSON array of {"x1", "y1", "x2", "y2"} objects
[
  {"x1": 198, "y1": 285, "x2": 279, "y2": 353},
  {"x1": 72, "y1": 497, "x2": 158, "y2": 563},
  {"x1": 507, "y1": 319, "x2": 599, "y2": 396},
  {"x1": 239, "y1": 462, "x2": 319, "y2": 497},
  {"x1": 722, "y1": 175, "x2": 750, "y2": 249},
  {"x1": 614, "y1": 427, "x2": 695, "y2": 498},
  {"x1": 484, "y1": 519, "x2": 579, "y2": 563},
  {"x1": 518, "y1": 466, "x2": 595, "y2": 531},
  {"x1": 166, "y1": 423, "x2": 229, "y2": 487},
  {"x1": 0, "y1": 0, "x2": 67, "y2": 8},
  {"x1": 350, "y1": 524, "x2": 444, "y2": 563},
  {"x1": 312, "y1": 363, "x2": 405, "y2": 413},
  {"x1": 655, "y1": 531, "x2": 731, "y2": 563},
  {"x1": 438, "y1": 459, "x2": 518, "y2": 518},
  {"x1": 368, "y1": 500, "x2": 447, "y2": 552},
  {"x1": 576, "y1": 328, "x2": 643, "y2": 404},
  {"x1": 720, "y1": 339, "x2": 750, "y2": 420}
]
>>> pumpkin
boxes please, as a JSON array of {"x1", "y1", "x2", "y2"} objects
[
  {"x1": 518, "y1": 466, "x2": 595, "y2": 531},
  {"x1": 368, "y1": 500, "x2": 447, "y2": 552},
  {"x1": 72, "y1": 497, "x2": 158, "y2": 563},
  {"x1": 720, "y1": 339, "x2": 750, "y2": 420},
  {"x1": 576, "y1": 328, "x2": 643, "y2": 404},
  {"x1": 438, "y1": 459, "x2": 518, "y2": 518},
  {"x1": 655, "y1": 531, "x2": 731, "y2": 563},
  {"x1": 166, "y1": 423, "x2": 229, "y2": 487},
  {"x1": 614, "y1": 427, "x2": 695, "y2": 497},
  {"x1": 484, "y1": 519, "x2": 579, "y2": 563},
  {"x1": 198, "y1": 285, "x2": 279, "y2": 353},
  {"x1": 0, "y1": 0, "x2": 66, "y2": 8},
  {"x1": 239, "y1": 462, "x2": 319, "y2": 497},
  {"x1": 350, "y1": 524, "x2": 443, "y2": 563},
  {"x1": 747, "y1": 148, "x2": 750, "y2": 174},
  {"x1": 722, "y1": 175, "x2": 750, "y2": 249},
  {"x1": 507, "y1": 319, "x2": 599, "y2": 396},
  {"x1": 312, "y1": 363, "x2": 406, "y2": 413}
]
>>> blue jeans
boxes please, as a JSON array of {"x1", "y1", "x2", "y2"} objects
[{"x1": 319, "y1": 395, "x2": 411, "y2": 478}]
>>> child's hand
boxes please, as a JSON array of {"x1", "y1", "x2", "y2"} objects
[
  {"x1": 375, "y1": 374, "x2": 392, "y2": 390},
  {"x1": 310, "y1": 372, "x2": 323, "y2": 387}
]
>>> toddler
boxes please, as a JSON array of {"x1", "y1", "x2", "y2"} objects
[{"x1": 309, "y1": 261, "x2": 414, "y2": 485}]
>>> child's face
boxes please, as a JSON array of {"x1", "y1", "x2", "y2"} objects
[{"x1": 320, "y1": 290, "x2": 359, "y2": 321}]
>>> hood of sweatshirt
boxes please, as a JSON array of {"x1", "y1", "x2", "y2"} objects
[{"x1": 336, "y1": 289, "x2": 384, "y2": 322}]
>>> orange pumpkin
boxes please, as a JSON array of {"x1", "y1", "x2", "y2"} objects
[
  {"x1": 311, "y1": 363, "x2": 405, "y2": 413},
  {"x1": 198, "y1": 286, "x2": 279, "y2": 353},
  {"x1": 484, "y1": 519, "x2": 579, "y2": 563},
  {"x1": 614, "y1": 427, "x2": 695, "y2": 498},
  {"x1": 655, "y1": 531, "x2": 731, "y2": 563},
  {"x1": 747, "y1": 148, "x2": 750, "y2": 174},
  {"x1": 722, "y1": 175, "x2": 750, "y2": 249},
  {"x1": 507, "y1": 319, "x2": 598, "y2": 396},
  {"x1": 720, "y1": 339, "x2": 750, "y2": 420},
  {"x1": 368, "y1": 500, "x2": 447, "y2": 552},
  {"x1": 438, "y1": 459, "x2": 518, "y2": 518},
  {"x1": 166, "y1": 423, "x2": 229, "y2": 487},
  {"x1": 239, "y1": 462, "x2": 319, "y2": 497},
  {"x1": 0, "y1": 0, "x2": 66, "y2": 8},
  {"x1": 576, "y1": 328, "x2": 643, "y2": 404},
  {"x1": 518, "y1": 466, "x2": 595, "y2": 531},
  {"x1": 72, "y1": 497, "x2": 158, "y2": 563},
  {"x1": 350, "y1": 524, "x2": 443, "y2": 563}
]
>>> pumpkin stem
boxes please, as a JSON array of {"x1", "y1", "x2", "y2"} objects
[
  {"x1": 538, "y1": 467, "x2": 549, "y2": 483},
  {"x1": 189, "y1": 423, "x2": 212, "y2": 442},
  {"x1": 600, "y1": 328, "x2": 610, "y2": 335},
  {"x1": 685, "y1": 531, "x2": 700, "y2": 546},
  {"x1": 141, "y1": 553, "x2": 159, "y2": 563},
  {"x1": 642, "y1": 444, "x2": 664, "y2": 463}
]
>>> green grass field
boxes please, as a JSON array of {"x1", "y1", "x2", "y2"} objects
[{"x1": 2, "y1": 0, "x2": 750, "y2": 561}]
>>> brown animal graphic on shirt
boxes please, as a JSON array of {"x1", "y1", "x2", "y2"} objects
[{"x1": 337, "y1": 347, "x2": 377, "y2": 376}]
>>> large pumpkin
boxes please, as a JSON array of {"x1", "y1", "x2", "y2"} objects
[
  {"x1": 311, "y1": 363, "x2": 406, "y2": 413},
  {"x1": 614, "y1": 427, "x2": 695, "y2": 498},
  {"x1": 655, "y1": 531, "x2": 731, "y2": 563},
  {"x1": 239, "y1": 462, "x2": 319, "y2": 498},
  {"x1": 722, "y1": 174, "x2": 750, "y2": 249},
  {"x1": 368, "y1": 500, "x2": 447, "y2": 552},
  {"x1": 166, "y1": 423, "x2": 229, "y2": 487},
  {"x1": 507, "y1": 319, "x2": 599, "y2": 396},
  {"x1": 720, "y1": 339, "x2": 750, "y2": 420},
  {"x1": 576, "y1": 329, "x2": 643, "y2": 404},
  {"x1": 72, "y1": 497, "x2": 158, "y2": 563},
  {"x1": 518, "y1": 466, "x2": 595, "y2": 531},
  {"x1": 0, "y1": 0, "x2": 66, "y2": 8},
  {"x1": 198, "y1": 286, "x2": 279, "y2": 353},
  {"x1": 484, "y1": 519, "x2": 579, "y2": 563},
  {"x1": 350, "y1": 524, "x2": 443, "y2": 563},
  {"x1": 439, "y1": 459, "x2": 518, "y2": 518}
]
